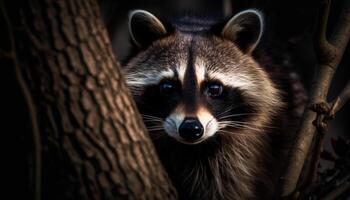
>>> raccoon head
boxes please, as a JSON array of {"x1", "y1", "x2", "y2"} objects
[{"x1": 124, "y1": 9, "x2": 282, "y2": 145}]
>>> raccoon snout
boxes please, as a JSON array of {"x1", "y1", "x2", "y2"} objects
[{"x1": 178, "y1": 117, "x2": 204, "y2": 142}]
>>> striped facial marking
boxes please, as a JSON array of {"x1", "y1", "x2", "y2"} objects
[{"x1": 125, "y1": 54, "x2": 256, "y2": 144}]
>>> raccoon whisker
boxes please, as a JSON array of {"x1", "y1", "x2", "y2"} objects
[
  {"x1": 142, "y1": 117, "x2": 163, "y2": 121},
  {"x1": 141, "y1": 114, "x2": 159, "y2": 117},
  {"x1": 216, "y1": 108, "x2": 234, "y2": 118},
  {"x1": 147, "y1": 127, "x2": 165, "y2": 132},
  {"x1": 217, "y1": 129, "x2": 246, "y2": 136},
  {"x1": 142, "y1": 116, "x2": 161, "y2": 120},
  {"x1": 216, "y1": 104, "x2": 243, "y2": 118},
  {"x1": 218, "y1": 113, "x2": 252, "y2": 120},
  {"x1": 218, "y1": 121, "x2": 261, "y2": 130},
  {"x1": 142, "y1": 115, "x2": 161, "y2": 119},
  {"x1": 238, "y1": 122, "x2": 275, "y2": 129},
  {"x1": 219, "y1": 103, "x2": 245, "y2": 116},
  {"x1": 143, "y1": 119, "x2": 163, "y2": 123},
  {"x1": 228, "y1": 120, "x2": 276, "y2": 129},
  {"x1": 143, "y1": 121, "x2": 163, "y2": 125},
  {"x1": 218, "y1": 130, "x2": 260, "y2": 136},
  {"x1": 142, "y1": 117, "x2": 163, "y2": 123},
  {"x1": 218, "y1": 121, "x2": 241, "y2": 125},
  {"x1": 221, "y1": 123, "x2": 262, "y2": 132},
  {"x1": 141, "y1": 114, "x2": 162, "y2": 120},
  {"x1": 217, "y1": 129, "x2": 233, "y2": 134},
  {"x1": 218, "y1": 124, "x2": 230, "y2": 130},
  {"x1": 219, "y1": 120, "x2": 254, "y2": 126}
]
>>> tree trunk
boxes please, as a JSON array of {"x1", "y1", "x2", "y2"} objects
[{"x1": 1, "y1": 0, "x2": 177, "y2": 199}]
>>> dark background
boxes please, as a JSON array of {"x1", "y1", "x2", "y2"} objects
[{"x1": 3, "y1": 0, "x2": 349, "y2": 199}]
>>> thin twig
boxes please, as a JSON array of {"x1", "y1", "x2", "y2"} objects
[{"x1": 330, "y1": 79, "x2": 350, "y2": 116}]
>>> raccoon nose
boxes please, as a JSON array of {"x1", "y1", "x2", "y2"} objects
[{"x1": 179, "y1": 117, "x2": 204, "y2": 142}]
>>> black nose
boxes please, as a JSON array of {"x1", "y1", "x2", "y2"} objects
[{"x1": 178, "y1": 117, "x2": 204, "y2": 142}]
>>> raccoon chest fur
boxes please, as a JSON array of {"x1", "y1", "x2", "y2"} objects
[{"x1": 123, "y1": 9, "x2": 306, "y2": 200}]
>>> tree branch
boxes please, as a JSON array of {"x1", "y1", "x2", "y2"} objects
[
  {"x1": 330, "y1": 79, "x2": 350, "y2": 116},
  {"x1": 281, "y1": 0, "x2": 350, "y2": 197}
]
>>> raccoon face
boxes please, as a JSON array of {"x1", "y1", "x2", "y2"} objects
[{"x1": 123, "y1": 10, "x2": 282, "y2": 144}]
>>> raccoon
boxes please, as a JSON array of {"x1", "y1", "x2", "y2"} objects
[{"x1": 122, "y1": 9, "x2": 306, "y2": 200}]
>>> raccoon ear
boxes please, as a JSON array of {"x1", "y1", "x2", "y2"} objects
[
  {"x1": 220, "y1": 9, "x2": 263, "y2": 54},
  {"x1": 128, "y1": 10, "x2": 168, "y2": 48}
]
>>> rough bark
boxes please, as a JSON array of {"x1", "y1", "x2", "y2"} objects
[{"x1": 1, "y1": 0, "x2": 177, "y2": 199}]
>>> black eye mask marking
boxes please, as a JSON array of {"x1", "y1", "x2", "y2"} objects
[
  {"x1": 202, "y1": 85, "x2": 257, "y2": 124},
  {"x1": 136, "y1": 79, "x2": 181, "y2": 119}
]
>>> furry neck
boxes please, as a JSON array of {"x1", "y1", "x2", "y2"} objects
[{"x1": 153, "y1": 133, "x2": 276, "y2": 200}]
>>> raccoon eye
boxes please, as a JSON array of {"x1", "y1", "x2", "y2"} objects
[
  {"x1": 159, "y1": 80, "x2": 177, "y2": 96},
  {"x1": 206, "y1": 82, "x2": 223, "y2": 97}
]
